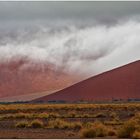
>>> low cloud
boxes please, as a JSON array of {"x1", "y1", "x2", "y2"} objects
[{"x1": 0, "y1": 19, "x2": 140, "y2": 77}]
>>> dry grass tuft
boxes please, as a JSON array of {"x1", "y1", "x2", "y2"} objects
[
  {"x1": 15, "y1": 121, "x2": 29, "y2": 128},
  {"x1": 92, "y1": 121, "x2": 108, "y2": 137},
  {"x1": 108, "y1": 128, "x2": 117, "y2": 136},
  {"x1": 29, "y1": 119, "x2": 44, "y2": 128},
  {"x1": 48, "y1": 119, "x2": 82, "y2": 129},
  {"x1": 80, "y1": 128, "x2": 96, "y2": 138},
  {"x1": 132, "y1": 131, "x2": 140, "y2": 139},
  {"x1": 80, "y1": 121, "x2": 108, "y2": 138},
  {"x1": 117, "y1": 119, "x2": 138, "y2": 138}
]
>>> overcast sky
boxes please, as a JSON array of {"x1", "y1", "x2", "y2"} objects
[
  {"x1": 0, "y1": 2, "x2": 140, "y2": 76},
  {"x1": 1, "y1": 2, "x2": 140, "y2": 24}
]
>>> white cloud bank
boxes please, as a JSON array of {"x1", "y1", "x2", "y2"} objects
[{"x1": 0, "y1": 20, "x2": 140, "y2": 77}]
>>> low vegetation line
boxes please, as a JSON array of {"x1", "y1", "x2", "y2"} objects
[{"x1": 0, "y1": 103, "x2": 140, "y2": 138}]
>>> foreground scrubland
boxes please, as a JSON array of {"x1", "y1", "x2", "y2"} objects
[{"x1": 0, "y1": 103, "x2": 140, "y2": 138}]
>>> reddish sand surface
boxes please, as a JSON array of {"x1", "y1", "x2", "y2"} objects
[
  {"x1": 0, "y1": 58, "x2": 79, "y2": 98},
  {"x1": 34, "y1": 60, "x2": 140, "y2": 102}
]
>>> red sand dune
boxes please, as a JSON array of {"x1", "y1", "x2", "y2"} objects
[
  {"x1": 33, "y1": 60, "x2": 140, "y2": 102},
  {"x1": 0, "y1": 58, "x2": 79, "y2": 98}
]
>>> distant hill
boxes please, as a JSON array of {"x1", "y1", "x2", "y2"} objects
[
  {"x1": 0, "y1": 58, "x2": 79, "y2": 99},
  {"x1": 33, "y1": 60, "x2": 140, "y2": 102}
]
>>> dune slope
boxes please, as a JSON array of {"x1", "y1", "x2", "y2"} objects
[{"x1": 33, "y1": 60, "x2": 140, "y2": 102}]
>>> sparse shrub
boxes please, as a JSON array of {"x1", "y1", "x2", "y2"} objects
[
  {"x1": 15, "y1": 121, "x2": 29, "y2": 128},
  {"x1": 104, "y1": 120, "x2": 123, "y2": 125},
  {"x1": 110, "y1": 112, "x2": 116, "y2": 117},
  {"x1": 108, "y1": 129, "x2": 117, "y2": 136},
  {"x1": 48, "y1": 119, "x2": 69, "y2": 129},
  {"x1": 13, "y1": 113, "x2": 37, "y2": 119},
  {"x1": 29, "y1": 119, "x2": 44, "y2": 128},
  {"x1": 48, "y1": 113, "x2": 60, "y2": 118},
  {"x1": 68, "y1": 132, "x2": 75, "y2": 137},
  {"x1": 14, "y1": 113, "x2": 29, "y2": 119},
  {"x1": 132, "y1": 131, "x2": 140, "y2": 139},
  {"x1": 82, "y1": 114, "x2": 91, "y2": 118},
  {"x1": 1, "y1": 114, "x2": 14, "y2": 120},
  {"x1": 80, "y1": 121, "x2": 108, "y2": 138},
  {"x1": 110, "y1": 112, "x2": 119, "y2": 121},
  {"x1": 68, "y1": 111, "x2": 77, "y2": 118},
  {"x1": 80, "y1": 128, "x2": 96, "y2": 138},
  {"x1": 128, "y1": 112, "x2": 135, "y2": 117},
  {"x1": 30, "y1": 113, "x2": 38, "y2": 119},
  {"x1": 117, "y1": 119, "x2": 138, "y2": 138},
  {"x1": 71, "y1": 122, "x2": 82, "y2": 129},
  {"x1": 94, "y1": 113, "x2": 106, "y2": 118},
  {"x1": 39, "y1": 113, "x2": 49, "y2": 119},
  {"x1": 133, "y1": 112, "x2": 140, "y2": 124},
  {"x1": 0, "y1": 116, "x2": 3, "y2": 120},
  {"x1": 92, "y1": 121, "x2": 108, "y2": 137},
  {"x1": 83, "y1": 122, "x2": 93, "y2": 128},
  {"x1": 48, "y1": 119, "x2": 82, "y2": 129}
]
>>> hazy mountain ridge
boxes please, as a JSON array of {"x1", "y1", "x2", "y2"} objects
[{"x1": 0, "y1": 58, "x2": 80, "y2": 98}]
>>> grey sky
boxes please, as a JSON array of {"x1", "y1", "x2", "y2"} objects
[{"x1": 0, "y1": 2, "x2": 140, "y2": 24}]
